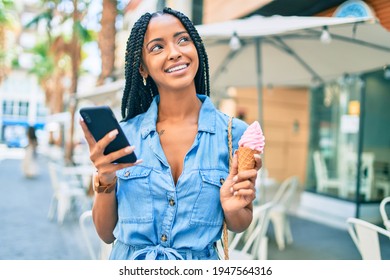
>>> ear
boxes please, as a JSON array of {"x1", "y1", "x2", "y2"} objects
[{"x1": 139, "y1": 63, "x2": 148, "y2": 79}]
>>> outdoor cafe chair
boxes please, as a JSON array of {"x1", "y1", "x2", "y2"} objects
[
  {"x1": 47, "y1": 161, "x2": 90, "y2": 224},
  {"x1": 269, "y1": 176, "x2": 299, "y2": 250},
  {"x1": 380, "y1": 196, "x2": 390, "y2": 231},
  {"x1": 313, "y1": 151, "x2": 344, "y2": 195},
  {"x1": 347, "y1": 217, "x2": 390, "y2": 260},
  {"x1": 79, "y1": 210, "x2": 112, "y2": 259},
  {"x1": 228, "y1": 201, "x2": 274, "y2": 260}
]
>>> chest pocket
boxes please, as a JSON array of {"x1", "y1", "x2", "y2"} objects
[
  {"x1": 116, "y1": 167, "x2": 153, "y2": 223},
  {"x1": 190, "y1": 169, "x2": 228, "y2": 227}
]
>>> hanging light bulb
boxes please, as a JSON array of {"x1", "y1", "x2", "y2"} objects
[
  {"x1": 320, "y1": 26, "x2": 332, "y2": 44},
  {"x1": 383, "y1": 65, "x2": 390, "y2": 80},
  {"x1": 229, "y1": 32, "x2": 241, "y2": 51}
]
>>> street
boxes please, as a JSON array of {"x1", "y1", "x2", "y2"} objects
[{"x1": 0, "y1": 150, "x2": 91, "y2": 260}]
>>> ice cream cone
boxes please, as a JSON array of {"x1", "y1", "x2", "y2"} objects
[{"x1": 237, "y1": 146, "x2": 260, "y2": 172}]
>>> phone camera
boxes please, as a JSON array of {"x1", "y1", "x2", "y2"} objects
[{"x1": 82, "y1": 113, "x2": 91, "y2": 123}]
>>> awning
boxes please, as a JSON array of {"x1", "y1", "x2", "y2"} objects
[{"x1": 1, "y1": 119, "x2": 45, "y2": 128}]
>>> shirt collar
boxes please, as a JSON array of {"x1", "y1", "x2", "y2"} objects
[{"x1": 140, "y1": 94, "x2": 216, "y2": 138}]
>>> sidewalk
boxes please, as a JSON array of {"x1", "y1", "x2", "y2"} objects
[{"x1": 0, "y1": 153, "x2": 90, "y2": 260}]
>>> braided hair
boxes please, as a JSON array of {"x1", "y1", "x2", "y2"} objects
[{"x1": 121, "y1": 7, "x2": 210, "y2": 121}]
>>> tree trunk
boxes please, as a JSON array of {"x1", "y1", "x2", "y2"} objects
[
  {"x1": 97, "y1": 0, "x2": 117, "y2": 86},
  {"x1": 65, "y1": 0, "x2": 81, "y2": 164}
]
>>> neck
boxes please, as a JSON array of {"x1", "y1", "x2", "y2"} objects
[{"x1": 158, "y1": 93, "x2": 202, "y2": 122}]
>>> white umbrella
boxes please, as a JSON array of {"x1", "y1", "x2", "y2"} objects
[{"x1": 196, "y1": 15, "x2": 390, "y2": 120}]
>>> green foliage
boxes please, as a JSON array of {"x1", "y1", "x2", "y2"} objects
[
  {"x1": 74, "y1": 20, "x2": 96, "y2": 43},
  {"x1": 0, "y1": 0, "x2": 14, "y2": 12},
  {"x1": 25, "y1": 0, "x2": 97, "y2": 82},
  {"x1": 11, "y1": 56, "x2": 19, "y2": 68},
  {"x1": 28, "y1": 41, "x2": 55, "y2": 83},
  {"x1": 24, "y1": 10, "x2": 53, "y2": 29},
  {"x1": 0, "y1": 0, "x2": 16, "y2": 26}
]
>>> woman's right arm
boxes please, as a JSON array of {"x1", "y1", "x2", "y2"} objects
[{"x1": 79, "y1": 119, "x2": 141, "y2": 244}]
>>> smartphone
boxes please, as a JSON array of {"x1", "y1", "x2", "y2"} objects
[{"x1": 79, "y1": 106, "x2": 137, "y2": 163}]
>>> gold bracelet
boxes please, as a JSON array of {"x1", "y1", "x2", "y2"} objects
[{"x1": 93, "y1": 172, "x2": 117, "y2": 193}]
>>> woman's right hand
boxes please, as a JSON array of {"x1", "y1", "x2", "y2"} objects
[{"x1": 79, "y1": 119, "x2": 142, "y2": 185}]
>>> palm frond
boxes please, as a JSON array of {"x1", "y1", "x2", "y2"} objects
[
  {"x1": 74, "y1": 20, "x2": 96, "y2": 43},
  {"x1": 24, "y1": 10, "x2": 53, "y2": 29}
]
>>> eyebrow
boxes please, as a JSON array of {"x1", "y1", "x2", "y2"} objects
[{"x1": 145, "y1": 31, "x2": 189, "y2": 49}]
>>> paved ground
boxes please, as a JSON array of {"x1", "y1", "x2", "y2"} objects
[{"x1": 0, "y1": 152, "x2": 92, "y2": 260}]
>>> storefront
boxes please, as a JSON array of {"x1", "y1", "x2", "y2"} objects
[
  {"x1": 0, "y1": 70, "x2": 47, "y2": 147},
  {"x1": 301, "y1": 68, "x2": 390, "y2": 226}
]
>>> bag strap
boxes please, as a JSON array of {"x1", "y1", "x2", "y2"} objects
[
  {"x1": 222, "y1": 116, "x2": 233, "y2": 260},
  {"x1": 228, "y1": 116, "x2": 233, "y2": 169}
]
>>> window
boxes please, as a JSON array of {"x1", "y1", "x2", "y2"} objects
[
  {"x1": 307, "y1": 71, "x2": 390, "y2": 203},
  {"x1": 2, "y1": 100, "x2": 14, "y2": 116},
  {"x1": 19, "y1": 101, "x2": 29, "y2": 116}
]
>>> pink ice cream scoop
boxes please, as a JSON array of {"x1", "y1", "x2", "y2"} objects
[{"x1": 238, "y1": 121, "x2": 265, "y2": 153}]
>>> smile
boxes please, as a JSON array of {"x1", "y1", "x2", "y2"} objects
[{"x1": 165, "y1": 64, "x2": 188, "y2": 73}]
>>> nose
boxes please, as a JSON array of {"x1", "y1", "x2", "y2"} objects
[{"x1": 168, "y1": 43, "x2": 182, "y2": 60}]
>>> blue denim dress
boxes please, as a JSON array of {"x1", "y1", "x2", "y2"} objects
[{"x1": 109, "y1": 95, "x2": 248, "y2": 260}]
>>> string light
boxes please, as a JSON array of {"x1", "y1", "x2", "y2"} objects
[
  {"x1": 229, "y1": 32, "x2": 242, "y2": 51},
  {"x1": 320, "y1": 26, "x2": 332, "y2": 44}
]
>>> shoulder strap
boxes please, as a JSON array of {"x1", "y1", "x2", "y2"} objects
[
  {"x1": 222, "y1": 116, "x2": 233, "y2": 260},
  {"x1": 228, "y1": 116, "x2": 233, "y2": 170}
]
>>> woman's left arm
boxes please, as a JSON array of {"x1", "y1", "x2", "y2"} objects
[{"x1": 220, "y1": 152, "x2": 262, "y2": 233}]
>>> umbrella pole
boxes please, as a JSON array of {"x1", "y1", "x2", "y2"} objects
[
  {"x1": 255, "y1": 37, "x2": 263, "y2": 125},
  {"x1": 255, "y1": 37, "x2": 267, "y2": 204}
]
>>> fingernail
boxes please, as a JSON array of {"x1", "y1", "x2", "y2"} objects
[
  {"x1": 109, "y1": 129, "x2": 118, "y2": 138},
  {"x1": 233, "y1": 191, "x2": 238, "y2": 196},
  {"x1": 233, "y1": 175, "x2": 238, "y2": 182},
  {"x1": 124, "y1": 146, "x2": 132, "y2": 153},
  {"x1": 230, "y1": 187, "x2": 234, "y2": 193},
  {"x1": 254, "y1": 154, "x2": 261, "y2": 159}
]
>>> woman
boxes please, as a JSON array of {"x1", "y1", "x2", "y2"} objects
[
  {"x1": 80, "y1": 7, "x2": 261, "y2": 260},
  {"x1": 22, "y1": 126, "x2": 39, "y2": 178}
]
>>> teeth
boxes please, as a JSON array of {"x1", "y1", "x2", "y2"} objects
[{"x1": 167, "y1": 64, "x2": 187, "y2": 73}]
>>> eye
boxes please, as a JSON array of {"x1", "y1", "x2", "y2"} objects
[
  {"x1": 178, "y1": 36, "x2": 191, "y2": 45},
  {"x1": 150, "y1": 44, "x2": 163, "y2": 53}
]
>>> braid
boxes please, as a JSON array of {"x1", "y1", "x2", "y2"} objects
[
  {"x1": 121, "y1": 13, "x2": 154, "y2": 120},
  {"x1": 121, "y1": 7, "x2": 210, "y2": 121}
]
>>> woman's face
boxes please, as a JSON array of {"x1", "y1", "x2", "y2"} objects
[{"x1": 140, "y1": 14, "x2": 199, "y2": 93}]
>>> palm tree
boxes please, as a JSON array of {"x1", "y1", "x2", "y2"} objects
[
  {"x1": 26, "y1": 0, "x2": 95, "y2": 163},
  {"x1": 0, "y1": 0, "x2": 15, "y2": 85},
  {"x1": 97, "y1": 0, "x2": 118, "y2": 86}
]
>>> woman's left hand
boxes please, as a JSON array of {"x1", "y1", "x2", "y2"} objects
[{"x1": 220, "y1": 152, "x2": 262, "y2": 214}]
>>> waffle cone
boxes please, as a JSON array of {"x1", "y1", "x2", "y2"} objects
[{"x1": 237, "y1": 147, "x2": 260, "y2": 172}]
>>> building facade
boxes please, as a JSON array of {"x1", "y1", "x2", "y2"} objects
[{"x1": 0, "y1": 70, "x2": 47, "y2": 147}]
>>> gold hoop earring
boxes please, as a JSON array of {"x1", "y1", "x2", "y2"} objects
[{"x1": 143, "y1": 77, "x2": 147, "y2": 86}]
